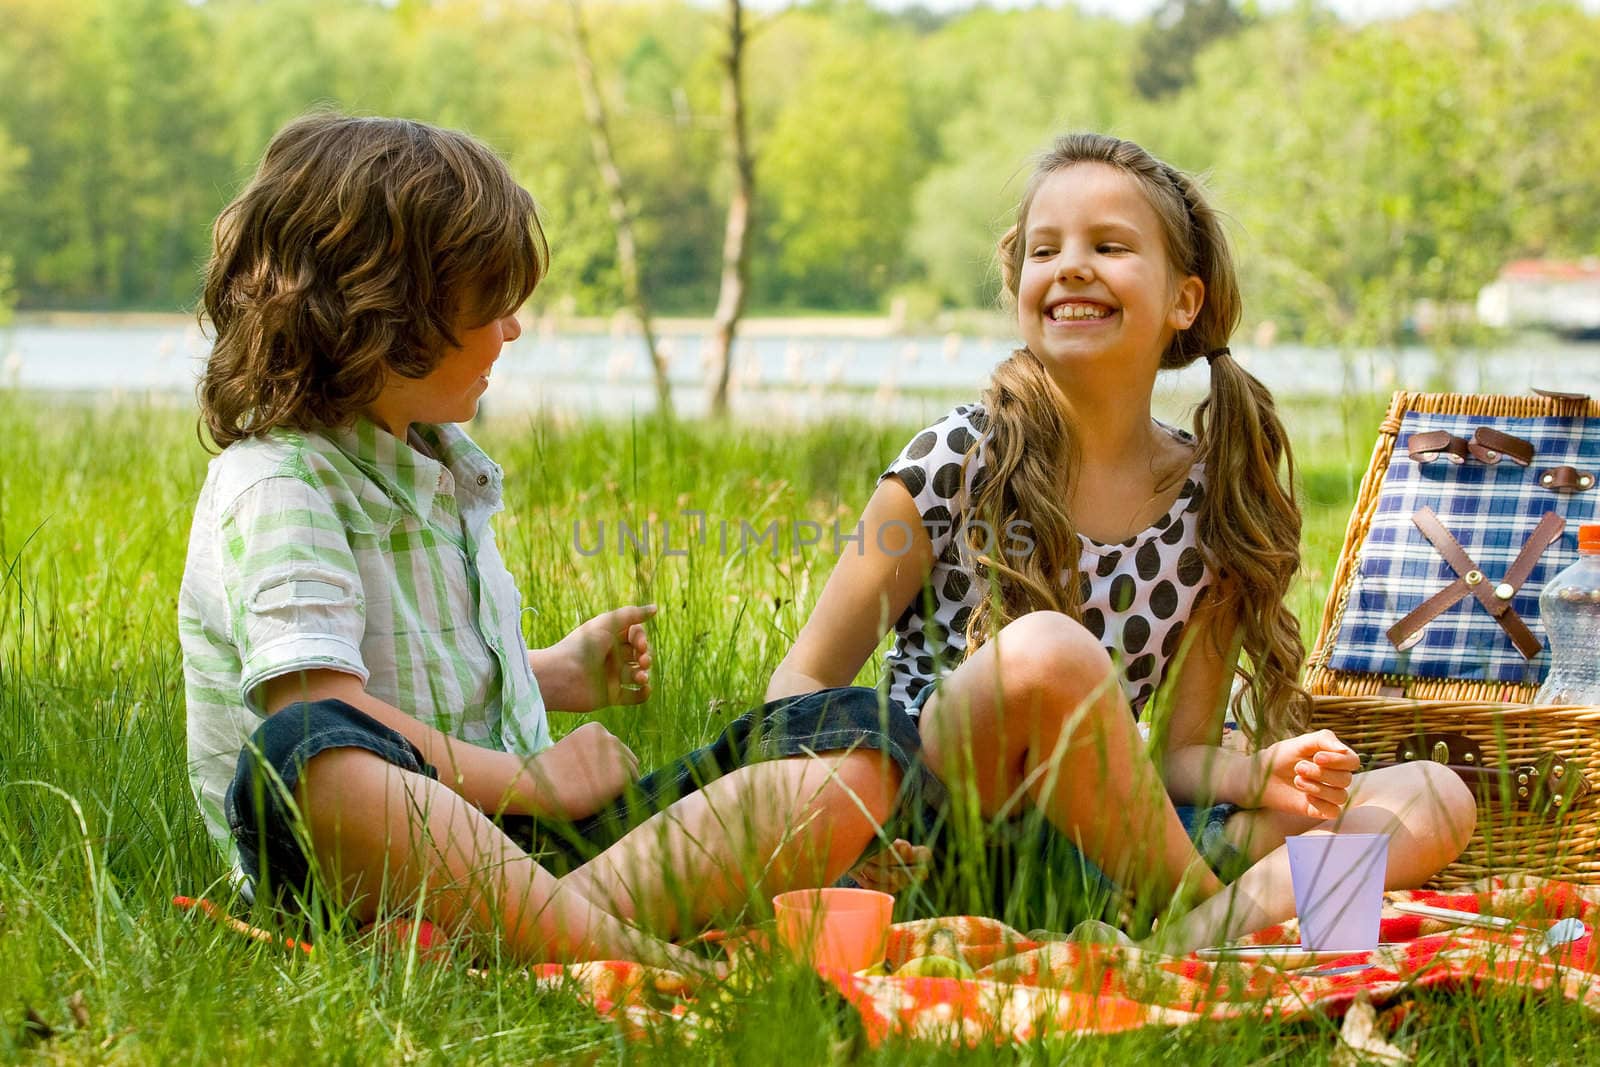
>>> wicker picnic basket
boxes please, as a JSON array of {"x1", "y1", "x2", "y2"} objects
[{"x1": 1305, "y1": 390, "x2": 1600, "y2": 888}]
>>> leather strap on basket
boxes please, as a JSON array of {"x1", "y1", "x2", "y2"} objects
[
  {"x1": 1534, "y1": 387, "x2": 1592, "y2": 403},
  {"x1": 1408, "y1": 430, "x2": 1470, "y2": 464},
  {"x1": 1407, "y1": 428, "x2": 1536, "y2": 465},
  {"x1": 1468, "y1": 427, "x2": 1536, "y2": 466},
  {"x1": 1386, "y1": 507, "x2": 1566, "y2": 659},
  {"x1": 1539, "y1": 466, "x2": 1597, "y2": 493}
]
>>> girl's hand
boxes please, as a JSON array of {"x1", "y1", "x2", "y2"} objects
[
  {"x1": 1256, "y1": 729, "x2": 1361, "y2": 821},
  {"x1": 847, "y1": 838, "x2": 932, "y2": 894},
  {"x1": 535, "y1": 605, "x2": 656, "y2": 712}
]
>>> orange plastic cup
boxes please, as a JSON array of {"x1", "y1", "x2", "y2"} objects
[{"x1": 772, "y1": 887, "x2": 894, "y2": 973}]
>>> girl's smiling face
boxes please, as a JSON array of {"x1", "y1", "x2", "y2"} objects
[{"x1": 1016, "y1": 163, "x2": 1202, "y2": 384}]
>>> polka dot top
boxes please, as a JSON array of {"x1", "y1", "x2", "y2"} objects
[{"x1": 879, "y1": 403, "x2": 1215, "y2": 718}]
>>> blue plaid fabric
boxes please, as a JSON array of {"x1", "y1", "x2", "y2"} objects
[{"x1": 1327, "y1": 411, "x2": 1600, "y2": 684}]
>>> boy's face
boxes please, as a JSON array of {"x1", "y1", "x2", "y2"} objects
[{"x1": 369, "y1": 307, "x2": 522, "y2": 434}]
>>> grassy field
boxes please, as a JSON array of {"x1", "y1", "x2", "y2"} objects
[{"x1": 3, "y1": 389, "x2": 1595, "y2": 1063}]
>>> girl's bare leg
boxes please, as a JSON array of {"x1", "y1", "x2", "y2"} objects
[
  {"x1": 562, "y1": 749, "x2": 901, "y2": 935},
  {"x1": 915, "y1": 610, "x2": 1225, "y2": 909},
  {"x1": 292, "y1": 747, "x2": 699, "y2": 970},
  {"x1": 1153, "y1": 761, "x2": 1477, "y2": 954}
]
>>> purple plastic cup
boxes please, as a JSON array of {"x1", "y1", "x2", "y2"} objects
[{"x1": 1286, "y1": 832, "x2": 1390, "y2": 952}]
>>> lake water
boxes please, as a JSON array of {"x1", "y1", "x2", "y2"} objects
[{"x1": 4, "y1": 319, "x2": 1600, "y2": 420}]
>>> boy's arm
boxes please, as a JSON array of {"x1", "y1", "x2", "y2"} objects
[
  {"x1": 262, "y1": 669, "x2": 638, "y2": 820},
  {"x1": 1157, "y1": 590, "x2": 1358, "y2": 820}
]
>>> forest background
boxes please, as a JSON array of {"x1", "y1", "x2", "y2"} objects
[{"x1": 2, "y1": 0, "x2": 1599, "y2": 351}]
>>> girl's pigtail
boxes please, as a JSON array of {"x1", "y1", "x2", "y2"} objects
[
  {"x1": 962, "y1": 346, "x2": 1082, "y2": 653},
  {"x1": 1193, "y1": 350, "x2": 1310, "y2": 744}
]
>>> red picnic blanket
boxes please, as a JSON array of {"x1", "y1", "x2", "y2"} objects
[{"x1": 175, "y1": 876, "x2": 1600, "y2": 1048}]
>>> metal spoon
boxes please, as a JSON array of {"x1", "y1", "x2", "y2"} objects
[
  {"x1": 1392, "y1": 901, "x2": 1591, "y2": 949},
  {"x1": 1541, "y1": 917, "x2": 1588, "y2": 954},
  {"x1": 1303, "y1": 916, "x2": 1589, "y2": 976}
]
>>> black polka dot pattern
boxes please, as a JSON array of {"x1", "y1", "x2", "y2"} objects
[
  {"x1": 1081, "y1": 606, "x2": 1106, "y2": 640},
  {"x1": 1123, "y1": 614, "x2": 1151, "y2": 654},
  {"x1": 898, "y1": 465, "x2": 927, "y2": 498},
  {"x1": 1150, "y1": 580, "x2": 1179, "y2": 620},
  {"x1": 932, "y1": 462, "x2": 964, "y2": 499},
  {"x1": 878, "y1": 404, "x2": 1214, "y2": 718},
  {"x1": 1162, "y1": 621, "x2": 1187, "y2": 658}
]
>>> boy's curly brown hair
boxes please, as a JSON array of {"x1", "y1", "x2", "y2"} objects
[{"x1": 199, "y1": 113, "x2": 548, "y2": 447}]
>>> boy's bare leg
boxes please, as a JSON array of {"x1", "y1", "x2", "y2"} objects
[
  {"x1": 1151, "y1": 761, "x2": 1477, "y2": 954},
  {"x1": 562, "y1": 749, "x2": 901, "y2": 935},
  {"x1": 916, "y1": 611, "x2": 1225, "y2": 908},
  {"x1": 292, "y1": 747, "x2": 701, "y2": 971}
]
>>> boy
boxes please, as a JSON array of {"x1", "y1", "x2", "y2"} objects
[{"x1": 179, "y1": 113, "x2": 919, "y2": 967}]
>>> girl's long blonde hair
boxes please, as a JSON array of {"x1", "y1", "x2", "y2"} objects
[{"x1": 966, "y1": 132, "x2": 1307, "y2": 744}]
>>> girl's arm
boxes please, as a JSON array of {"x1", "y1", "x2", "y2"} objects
[
  {"x1": 766, "y1": 477, "x2": 936, "y2": 700},
  {"x1": 1157, "y1": 590, "x2": 1358, "y2": 819},
  {"x1": 1152, "y1": 586, "x2": 1244, "y2": 803},
  {"x1": 261, "y1": 669, "x2": 638, "y2": 821}
]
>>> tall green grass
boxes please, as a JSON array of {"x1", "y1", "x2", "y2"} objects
[{"x1": 3, "y1": 390, "x2": 1595, "y2": 1063}]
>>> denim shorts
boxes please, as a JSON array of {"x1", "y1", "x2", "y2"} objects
[{"x1": 226, "y1": 686, "x2": 921, "y2": 901}]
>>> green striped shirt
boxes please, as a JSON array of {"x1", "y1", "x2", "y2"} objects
[{"x1": 178, "y1": 418, "x2": 550, "y2": 856}]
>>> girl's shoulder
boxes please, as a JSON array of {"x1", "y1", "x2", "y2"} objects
[
  {"x1": 893, "y1": 403, "x2": 989, "y2": 463},
  {"x1": 882, "y1": 402, "x2": 989, "y2": 491},
  {"x1": 919, "y1": 401, "x2": 989, "y2": 437}
]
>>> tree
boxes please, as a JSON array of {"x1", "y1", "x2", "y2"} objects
[
  {"x1": 904, "y1": 7, "x2": 1138, "y2": 307},
  {"x1": 0, "y1": 0, "x2": 229, "y2": 309},
  {"x1": 566, "y1": 0, "x2": 674, "y2": 416},
  {"x1": 751, "y1": 20, "x2": 922, "y2": 308},
  {"x1": 706, "y1": 0, "x2": 754, "y2": 418},
  {"x1": 0, "y1": 122, "x2": 22, "y2": 323},
  {"x1": 1133, "y1": 0, "x2": 1246, "y2": 101},
  {"x1": 1151, "y1": 4, "x2": 1600, "y2": 347}
]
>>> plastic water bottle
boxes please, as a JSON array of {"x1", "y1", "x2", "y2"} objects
[{"x1": 1534, "y1": 524, "x2": 1600, "y2": 705}]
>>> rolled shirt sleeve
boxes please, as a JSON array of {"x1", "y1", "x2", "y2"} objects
[{"x1": 217, "y1": 475, "x2": 370, "y2": 712}]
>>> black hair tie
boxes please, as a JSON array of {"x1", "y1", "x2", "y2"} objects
[{"x1": 1204, "y1": 346, "x2": 1230, "y2": 365}]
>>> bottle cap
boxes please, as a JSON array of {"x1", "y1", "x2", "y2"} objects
[{"x1": 1581, "y1": 524, "x2": 1600, "y2": 554}]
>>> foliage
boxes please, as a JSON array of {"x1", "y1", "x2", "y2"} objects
[
  {"x1": 1132, "y1": 0, "x2": 1248, "y2": 100},
  {"x1": 751, "y1": 17, "x2": 925, "y2": 308},
  {"x1": 0, "y1": 121, "x2": 20, "y2": 324},
  {"x1": 1, "y1": 0, "x2": 1598, "y2": 339}
]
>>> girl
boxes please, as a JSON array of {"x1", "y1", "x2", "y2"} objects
[
  {"x1": 768, "y1": 133, "x2": 1477, "y2": 951},
  {"x1": 178, "y1": 113, "x2": 916, "y2": 971}
]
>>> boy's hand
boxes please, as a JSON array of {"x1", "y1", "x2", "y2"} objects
[
  {"x1": 1254, "y1": 729, "x2": 1360, "y2": 821},
  {"x1": 533, "y1": 605, "x2": 656, "y2": 712},
  {"x1": 519, "y1": 721, "x2": 640, "y2": 820}
]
